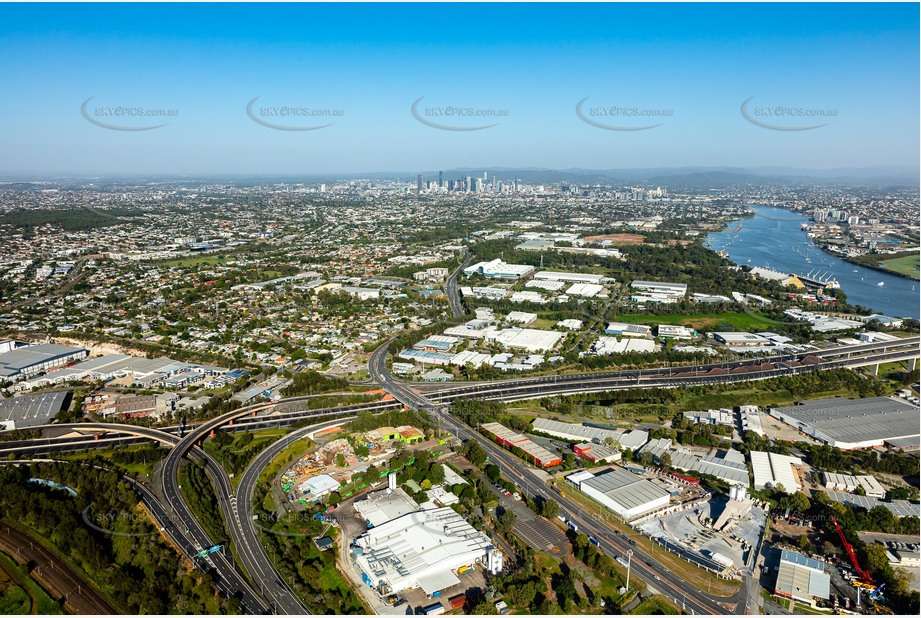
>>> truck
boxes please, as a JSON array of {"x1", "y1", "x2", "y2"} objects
[
  {"x1": 457, "y1": 565, "x2": 472, "y2": 574},
  {"x1": 420, "y1": 602, "x2": 445, "y2": 615}
]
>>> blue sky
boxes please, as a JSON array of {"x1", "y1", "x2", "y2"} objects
[{"x1": 0, "y1": 2, "x2": 917, "y2": 176}]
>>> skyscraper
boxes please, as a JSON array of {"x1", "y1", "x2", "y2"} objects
[
  {"x1": 438, "y1": 170, "x2": 443, "y2": 187},
  {"x1": 416, "y1": 174, "x2": 423, "y2": 192}
]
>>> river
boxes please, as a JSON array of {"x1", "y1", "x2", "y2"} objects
[{"x1": 706, "y1": 205, "x2": 919, "y2": 319}]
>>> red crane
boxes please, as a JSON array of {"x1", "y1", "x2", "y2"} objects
[{"x1": 830, "y1": 516, "x2": 873, "y2": 586}]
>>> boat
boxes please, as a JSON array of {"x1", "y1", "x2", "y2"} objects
[
  {"x1": 852, "y1": 269, "x2": 858, "y2": 273},
  {"x1": 877, "y1": 281, "x2": 885, "y2": 287}
]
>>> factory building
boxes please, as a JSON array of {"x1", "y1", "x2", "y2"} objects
[
  {"x1": 353, "y1": 507, "x2": 502, "y2": 597},
  {"x1": 463, "y1": 259, "x2": 535, "y2": 279},
  {"x1": 530, "y1": 418, "x2": 648, "y2": 449},
  {"x1": 656, "y1": 325, "x2": 697, "y2": 339},
  {"x1": 768, "y1": 397, "x2": 920, "y2": 450},
  {"x1": 566, "y1": 467, "x2": 670, "y2": 521},
  {"x1": 0, "y1": 391, "x2": 71, "y2": 430},
  {"x1": 750, "y1": 451, "x2": 803, "y2": 493},
  {"x1": 774, "y1": 550, "x2": 831, "y2": 603},
  {"x1": 604, "y1": 323, "x2": 652, "y2": 338},
  {"x1": 480, "y1": 422, "x2": 562, "y2": 467},
  {"x1": 532, "y1": 271, "x2": 607, "y2": 285},
  {"x1": 0, "y1": 342, "x2": 88, "y2": 382},
  {"x1": 573, "y1": 443, "x2": 622, "y2": 463},
  {"x1": 821, "y1": 473, "x2": 886, "y2": 498}
]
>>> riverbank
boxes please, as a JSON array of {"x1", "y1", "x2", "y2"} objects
[
  {"x1": 706, "y1": 205, "x2": 919, "y2": 318},
  {"x1": 843, "y1": 252, "x2": 920, "y2": 281}
]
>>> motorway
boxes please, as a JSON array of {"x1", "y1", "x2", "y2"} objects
[
  {"x1": 364, "y1": 338, "x2": 918, "y2": 615},
  {"x1": 1, "y1": 336, "x2": 917, "y2": 614},
  {"x1": 445, "y1": 251, "x2": 473, "y2": 318}
]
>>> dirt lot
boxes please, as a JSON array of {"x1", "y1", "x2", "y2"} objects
[{"x1": 583, "y1": 233, "x2": 645, "y2": 245}]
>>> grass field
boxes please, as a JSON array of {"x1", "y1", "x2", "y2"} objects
[
  {"x1": 161, "y1": 254, "x2": 234, "y2": 268},
  {"x1": 630, "y1": 596, "x2": 681, "y2": 615},
  {"x1": 0, "y1": 552, "x2": 63, "y2": 614},
  {"x1": 881, "y1": 253, "x2": 920, "y2": 279},
  {"x1": 613, "y1": 311, "x2": 776, "y2": 331}
]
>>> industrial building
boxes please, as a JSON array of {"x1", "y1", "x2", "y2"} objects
[
  {"x1": 768, "y1": 397, "x2": 920, "y2": 450},
  {"x1": 565, "y1": 283, "x2": 604, "y2": 298},
  {"x1": 591, "y1": 337, "x2": 657, "y2": 355},
  {"x1": 0, "y1": 391, "x2": 71, "y2": 430},
  {"x1": 605, "y1": 323, "x2": 652, "y2": 338},
  {"x1": 354, "y1": 487, "x2": 422, "y2": 528},
  {"x1": 710, "y1": 332, "x2": 772, "y2": 347},
  {"x1": 504, "y1": 311, "x2": 537, "y2": 326},
  {"x1": 463, "y1": 259, "x2": 535, "y2": 279},
  {"x1": 573, "y1": 442, "x2": 622, "y2": 463},
  {"x1": 492, "y1": 328, "x2": 563, "y2": 353},
  {"x1": 566, "y1": 467, "x2": 670, "y2": 520},
  {"x1": 750, "y1": 451, "x2": 803, "y2": 493},
  {"x1": 353, "y1": 507, "x2": 502, "y2": 597},
  {"x1": 526, "y1": 279, "x2": 566, "y2": 292},
  {"x1": 656, "y1": 325, "x2": 696, "y2": 339},
  {"x1": 480, "y1": 422, "x2": 562, "y2": 467},
  {"x1": 630, "y1": 280, "x2": 687, "y2": 303},
  {"x1": 821, "y1": 473, "x2": 886, "y2": 498},
  {"x1": 774, "y1": 549, "x2": 831, "y2": 603},
  {"x1": 821, "y1": 491, "x2": 919, "y2": 518},
  {"x1": 297, "y1": 474, "x2": 341, "y2": 502},
  {"x1": 666, "y1": 449, "x2": 751, "y2": 486},
  {"x1": 0, "y1": 343, "x2": 88, "y2": 382},
  {"x1": 532, "y1": 271, "x2": 607, "y2": 285},
  {"x1": 530, "y1": 418, "x2": 649, "y2": 450}
]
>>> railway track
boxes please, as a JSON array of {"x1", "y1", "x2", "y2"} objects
[{"x1": 0, "y1": 521, "x2": 118, "y2": 615}]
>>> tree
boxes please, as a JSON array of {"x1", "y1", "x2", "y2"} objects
[
  {"x1": 540, "y1": 498, "x2": 560, "y2": 520},
  {"x1": 659, "y1": 452, "x2": 672, "y2": 471},
  {"x1": 498, "y1": 510, "x2": 517, "y2": 535},
  {"x1": 336, "y1": 453, "x2": 346, "y2": 467}
]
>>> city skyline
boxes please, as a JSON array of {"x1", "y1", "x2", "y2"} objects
[{"x1": 0, "y1": 2, "x2": 918, "y2": 175}]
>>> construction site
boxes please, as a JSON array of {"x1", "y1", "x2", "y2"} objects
[
  {"x1": 638, "y1": 484, "x2": 768, "y2": 577},
  {"x1": 280, "y1": 425, "x2": 425, "y2": 507}
]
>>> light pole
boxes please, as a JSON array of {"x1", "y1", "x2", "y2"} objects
[{"x1": 625, "y1": 549, "x2": 633, "y2": 591}]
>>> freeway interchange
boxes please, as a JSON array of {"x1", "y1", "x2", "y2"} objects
[{"x1": 2, "y1": 335, "x2": 917, "y2": 614}]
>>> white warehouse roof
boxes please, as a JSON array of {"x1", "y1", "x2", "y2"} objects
[
  {"x1": 750, "y1": 451, "x2": 803, "y2": 493},
  {"x1": 353, "y1": 507, "x2": 495, "y2": 595}
]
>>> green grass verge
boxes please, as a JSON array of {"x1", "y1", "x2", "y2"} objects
[
  {"x1": 0, "y1": 552, "x2": 63, "y2": 614},
  {"x1": 630, "y1": 595, "x2": 681, "y2": 615}
]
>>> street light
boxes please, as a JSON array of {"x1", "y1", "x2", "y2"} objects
[{"x1": 625, "y1": 549, "x2": 633, "y2": 591}]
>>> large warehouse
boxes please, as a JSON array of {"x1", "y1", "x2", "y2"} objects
[
  {"x1": 530, "y1": 418, "x2": 649, "y2": 450},
  {"x1": 750, "y1": 451, "x2": 803, "y2": 493},
  {"x1": 774, "y1": 550, "x2": 830, "y2": 603},
  {"x1": 566, "y1": 467, "x2": 670, "y2": 520},
  {"x1": 0, "y1": 391, "x2": 71, "y2": 430},
  {"x1": 0, "y1": 343, "x2": 88, "y2": 382},
  {"x1": 481, "y1": 422, "x2": 562, "y2": 467},
  {"x1": 768, "y1": 397, "x2": 920, "y2": 449},
  {"x1": 353, "y1": 507, "x2": 502, "y2": 596}
]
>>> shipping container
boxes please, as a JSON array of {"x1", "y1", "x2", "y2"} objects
[
  {"x1": 421, "y1": 602, "x2": 445, "y2": 615},
  {"x1": 448, "y1": 594, "x2": 466, "y2": 609}
]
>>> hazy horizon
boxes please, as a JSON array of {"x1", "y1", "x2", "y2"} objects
[{"x1": 1, "y1": 2, "x2": 918, "y2": 175}]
